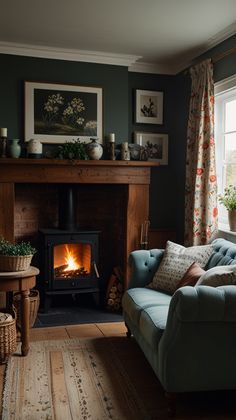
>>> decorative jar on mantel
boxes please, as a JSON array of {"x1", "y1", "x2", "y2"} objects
[
  {"x1": 9, "y1": 139, "x2": 21, "y2": 158},
  {"x1": 27, "y1": 139, "x2": 43, "y2": 158},
  {"x1": 86, "y1": 138, "x2": 103, "y2": 160}
]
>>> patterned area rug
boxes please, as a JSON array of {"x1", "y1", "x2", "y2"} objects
[
  {"x1": 3, "y1": 337, "x2": 236, "y2": 419},
  {"x1": 2, "y1": 337, "x2": 159, "y2": 420}
]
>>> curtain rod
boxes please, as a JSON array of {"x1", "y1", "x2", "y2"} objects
[
  {"x1": 184, "y1": 45, "x2": 236, "y2": 74},
  {"x1": 212, "y1": 45, "x2": 236, "y2": 63}
]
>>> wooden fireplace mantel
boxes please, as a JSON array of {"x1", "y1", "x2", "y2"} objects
[{"x1": 0, "y1": 158, "x2": 159, "y2": 287}]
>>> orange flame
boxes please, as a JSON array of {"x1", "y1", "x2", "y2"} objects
[{"x1": 63, "y1": 245, "x2": 80, "y2": 272}]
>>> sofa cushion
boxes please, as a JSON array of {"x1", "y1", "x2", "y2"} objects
[
  {"x1": 139, "y1": 306, "x2": 169, "y2": 348},
  {"x1": 122, "y1": 287, "x2": 171, "y2": 327},
  {"x1": 148, "y1": 241, "x2": 213, "y2": 294},
  {"x1": 196, "y1": 265, "x2": 236, "y2": 287},
  {"x1": 175, "y1": 262, "x2": 206, "y2": 289}
]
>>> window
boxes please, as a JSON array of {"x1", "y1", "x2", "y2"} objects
[{"x1": 215, "y1": 75, "x2": 236, "y2": 227}]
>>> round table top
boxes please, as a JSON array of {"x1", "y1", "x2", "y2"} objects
[{"x1": 0, "y1": 266, "x2": 39, "y2": 278}]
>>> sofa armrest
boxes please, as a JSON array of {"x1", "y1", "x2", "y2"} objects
[
  {"x1": 158, "y1": 285, "x2": 236, "y2": 392},
  {"x1": 169, "y1": 285, "x2": 236, "y2": 322},
  {"x1": 128, "y1": 249, "x2": 164, "y2": 289}
]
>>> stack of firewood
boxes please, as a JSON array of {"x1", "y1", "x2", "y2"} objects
[{"x1": 106, "y1": 266, "x2": 124, "y2": 312}]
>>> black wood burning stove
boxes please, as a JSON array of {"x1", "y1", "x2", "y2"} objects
[{"x1": 38, "y1": 185, "x2": 100, "y2": 311}]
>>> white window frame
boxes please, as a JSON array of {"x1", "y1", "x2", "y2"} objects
[{"x1": 215, "y1": 74, "x2": 236, "y2": 231}]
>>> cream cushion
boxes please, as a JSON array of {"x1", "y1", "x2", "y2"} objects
[
  {"x1": 148, "y1": 241, "x2": 213, "y2": 294},
  {"x1": 196, "y1": 265, "x2": 236, "y2": 287}
]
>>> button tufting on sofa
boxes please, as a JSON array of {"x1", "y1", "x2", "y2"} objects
[{"x1": 122, "y1": 237, "x2": 236, "y2": 411}]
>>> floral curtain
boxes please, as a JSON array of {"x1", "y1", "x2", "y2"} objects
[{"x1": 185, "y1": 59, "x2": 218, "y2": 246}]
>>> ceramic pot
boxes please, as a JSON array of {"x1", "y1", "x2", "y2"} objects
[
  {"x1": 27, "y1": 139, "x2": 43, "y2": 158},
  {"x1": 86, "y1": 138, "x2": 103, "y2": 160},
  {"x1": 228, "y1": 210, "x2": 236, "y2": 232},
  {"x1": 9, "y1": 139, "x2": 21, "y2": 158}
]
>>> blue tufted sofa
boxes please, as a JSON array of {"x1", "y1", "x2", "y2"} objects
[{"x1": 122, "y1": 238, "x2": 236, "y2": 412}]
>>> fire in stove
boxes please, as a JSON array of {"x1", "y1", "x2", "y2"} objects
[{"x1": 54, "y1": 243, "x2": 91, "y2": 279}]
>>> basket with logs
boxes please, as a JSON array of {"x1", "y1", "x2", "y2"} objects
[{"x1": 106, "y1": 266, "x2": 124, "y2": 312}]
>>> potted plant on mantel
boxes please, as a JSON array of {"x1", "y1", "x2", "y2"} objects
[
  {"x1": 219, "y1": 185, "x2": 236, "y2": 231},
  {"x1": 0, "y1": 237, "x2": 36, "y2": 272}
]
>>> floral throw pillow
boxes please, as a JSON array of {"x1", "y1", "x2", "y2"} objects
[{"x1": 148, "y1": 241, "x2": 213, "y2": 294}]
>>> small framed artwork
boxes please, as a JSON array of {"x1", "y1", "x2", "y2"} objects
[
  {"x1": 24, "y1": 81, "x2": 103, "y2": 144},
  {"x1": 134, "y1": 132, "x2": 168, "y2": 164},
  {"x1": 135, "y1": 89, "x2": 163, "y2": 124}
]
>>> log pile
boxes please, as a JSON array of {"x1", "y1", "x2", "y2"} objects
[{"x1": 106, "y1": 266, "x2": 124, "y2": 312}]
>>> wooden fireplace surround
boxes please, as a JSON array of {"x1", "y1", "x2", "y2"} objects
[{"x1": 0, "y1": 158, "x2": 158, "y2": 288}]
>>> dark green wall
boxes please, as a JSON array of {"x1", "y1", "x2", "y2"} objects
[
  {"x1": 0, "y1": 34, "x2": 235, "y2": 242},
  {"x1": 0, "y1": 54, "x2": 129, "y2": 145},
  {"x1": 128, "y1": 72, "x2": 189, "y2": 240}
]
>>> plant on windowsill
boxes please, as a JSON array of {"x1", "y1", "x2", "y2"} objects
[
  {"x1": 0, "y1": 237, "x2": 37, "y2": 272},
  {"x1": 219, "y1": 185, "x2": 236, "y2": 232}
]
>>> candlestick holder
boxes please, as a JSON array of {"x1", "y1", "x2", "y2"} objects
[{"x1": 0, "y1": 136, "x2": 7, "y2": 158}]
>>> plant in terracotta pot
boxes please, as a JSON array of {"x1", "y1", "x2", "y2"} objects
[
  {"x1": 219, "y1": 185, "x2": 236, "y2": 231},
  {"x1": 0, "y1": 237, "x2": 37, "y2": 272}
]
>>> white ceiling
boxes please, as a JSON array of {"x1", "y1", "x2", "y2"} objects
[{"x1": 0, "y1": 0, "x2": 236, "y2": 74}]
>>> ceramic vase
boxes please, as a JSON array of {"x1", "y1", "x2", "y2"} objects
[
  {"x1": 228, "y1": 210, "x2": 236, "y2": 232},
  {"x1": 86, "y1": 138, "x2": 103, "y2": 160},
  {"x1": 27, "y1": 139, "x2": 43, "y2": 158},
  {"x1": 9, "y1": 139, "x2": 21, "y2": 158}
]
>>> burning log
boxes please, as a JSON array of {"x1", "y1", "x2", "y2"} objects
[
  {"x1": 54, "y1": 265, "x2": 89, "y2": 278},
  {"x1": 106, "y1": 266, "x2": 124, "y2": 312}
]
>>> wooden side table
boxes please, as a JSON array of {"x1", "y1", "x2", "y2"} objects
[{"x1": 0, "y1": 266, "x2": 39, "y2": 356}]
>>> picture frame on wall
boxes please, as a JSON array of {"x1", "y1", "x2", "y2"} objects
[
  {"x1": 24, "y1": 81, "x2": 103, "y2": 144},
  {"x1": 135, "y1": 89, "x2": 163, "y2": 124},
  {"x1": 134, "y1": 132, "x2": 168, "y2": 164}
]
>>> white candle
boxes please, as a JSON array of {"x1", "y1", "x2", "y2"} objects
[
  {"x1": 0, "y1": 128, "x2": 7, "y2": 137},
  {"x1": 123, "y1": 142, "x2": 128, "y2": 151},
  {"x1": 108, "y1": 133, "x2": 115, "y2": 143}
]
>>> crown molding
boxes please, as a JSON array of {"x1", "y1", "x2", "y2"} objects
[
  {"x1": 0, "y1": 41, "x2": 141, "y2": 67},
  {"x1": 128, "y1": 61, "x2": 176, "y2": 75},
  {"x1": 0, "y1": 21, "x2": 236, "y2": 75},
  {"x1": 206, "y1": 22, "x2": 236, "y2": 50}
]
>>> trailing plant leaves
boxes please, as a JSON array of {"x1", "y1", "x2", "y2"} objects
[{"x1": 0, "y1": 237, "x2": 37, "y2": 256}]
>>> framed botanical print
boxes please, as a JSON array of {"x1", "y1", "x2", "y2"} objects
[
  {"x1": 24, "y1": 81, "x2": 103, "y2": 143},
  {"x1": 135, "y1": 89, "x2": 163, "y2": 124},
  {"x1": 134, "y1": 131, "x2": 168, "y2": 164}
]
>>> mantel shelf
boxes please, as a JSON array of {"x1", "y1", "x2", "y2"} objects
[
  {"x1": 0, "y1": 158, "x2": 159, "y2": 167},
  {"x1": 0, "y1": 158, "x2": 158, "y2": 185}
]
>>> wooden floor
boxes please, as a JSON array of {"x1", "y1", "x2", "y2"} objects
[
  {"x1": 1, "y1": 322, "x2": 236, "y2": 419},
  {"x1": 0, "y1": 322, "x2": 127, "y2": 413}
]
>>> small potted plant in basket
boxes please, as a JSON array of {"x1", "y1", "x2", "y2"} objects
[
  {"x1": 219, "y1": 185, "x2": 236, "y2": 231},
  {"x1": 0, "y1": 237, "x2": 37, "y2": 272}
]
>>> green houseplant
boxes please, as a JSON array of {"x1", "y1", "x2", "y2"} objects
[
  {"x1": 0, "y1": 238, "x2": 37, "y2": 272},
  {"x1": 219, "y1": 185, "x2": 236, "y2": 231},
  {"x1": 57, "y1": 139, "x2": 88, "y2": 160}
]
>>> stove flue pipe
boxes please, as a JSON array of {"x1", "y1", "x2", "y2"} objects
[{"x1": 58, "y1": 184, "x2": 77, "y2": 231}]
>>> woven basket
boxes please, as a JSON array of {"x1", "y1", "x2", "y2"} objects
[
  {"x1": 13, "y1": 289, "x2": 40, "y2": 329},
  {"x1": 0, "y1": 310, "x2": 17, "y2": 364},
  {"x1": 0, "y1": 254, "x2": 33, "y2": 272}
]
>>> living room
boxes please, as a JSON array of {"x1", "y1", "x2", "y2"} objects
[{"x1": 0, "y1": 0, "x2": 236, "y2": 418}]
